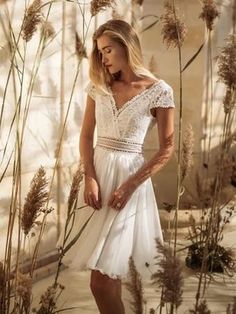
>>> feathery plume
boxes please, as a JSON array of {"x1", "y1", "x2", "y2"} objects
[
  {"x1": 32, "y1": 283, "x2": 65, "y2": 313},
  {"x1": 132, "y1": 0, "x2": 144, "y2": 5},
  {"x1": 21, "y1": 166, "x2": 48, "y2": 235},
  {"x1": 217, "y1": 34, "x2": 236, "y2": 89},
  {"x1": 181, "y1": 124, "x2": 194, "y2": 183},
  {"x1": 125, "y1": 257, "x2": 144, "y2": 314},
  {"x1": 68, "y1": 162, "x2": 84, "y2": 214},
  {"x1": 16, "y1": 272, "x2": 32, "y2": 312},
  {"x1": 199, "y1": 0, "x2": 220, "y2": 31},
  {"x1": 22, "y1": 0, "x2": 42, "y2": 42},
  {"x1": 189, "y1": 299, "x2": 211, "y2": 313},
  {"x1": 75, "y1": 32, "x2": 87, "y2": 60},
  {"x1": 151, "y1": 239, "x2": 184, "y2": 309},
  {"x1": 41, "y1": 20, "x2": 55, "y2": 40},
  {"x1": 90, "y1": 0, "x2": 116, "y2": 17},
  {"x1": 226, "y1": 297, "x2": 236, "y2": 314},
  {"x1": 161, "y1": 2, "x2": 187, "y2": 49}
]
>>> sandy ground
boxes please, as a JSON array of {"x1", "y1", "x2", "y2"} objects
[{"x1": 30, "y1": 208, "x2": 236, "y2": 314}]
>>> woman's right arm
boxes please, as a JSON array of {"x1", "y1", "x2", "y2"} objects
[{"x1": 79, "y1": 95, "x2": 102, "y2": 210}]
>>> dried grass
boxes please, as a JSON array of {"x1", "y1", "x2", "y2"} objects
[
  {"x1": 151, "y1": 239, "x2": 184, "y2": 310},
  {"x1": 16, "y1": 272, "x2": 32, "y2": 312},
  {"x1": 22, "y1": 0, "x2": 42, "y2": 42},
  {"x1": 161, "y1": 1, "x2": 187, "y2": 48},
  {"x1": 199, "y1": 0, "x2": 220, "y2": 31},
  {"x1": 75, "y1": 32, "x2": 87, "y2": 60},
  {"x1": 217, "y1": 34, "x2": 236, "y2": 90},
  {"x1": 21, "y1": 166, "x2": 49, "y2": 236},
  {"x1": 181, "y1": 124, "x2": 194, "y2": 183},
  {"x1": 90, "y1": 0, "x2": 116, "y2": 17},
  {"x1": 189, "y1": 299, "x2": 211, "y2": 313},
  {"x1": 125, "y1": 257, "x2": 144, "y2": 314}
]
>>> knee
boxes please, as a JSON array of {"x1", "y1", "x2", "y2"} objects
[{"x1": 90, "y1": 271, "x2": 117, "y2": 296}]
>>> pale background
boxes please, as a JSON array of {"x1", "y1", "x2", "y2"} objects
[{"x1": 0, "y1": 0, "x2": 235, "y2": 260}]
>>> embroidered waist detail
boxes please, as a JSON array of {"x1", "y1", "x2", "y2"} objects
[{"x1": 96, "y1": 136, "x2": 143, "y2": 154}]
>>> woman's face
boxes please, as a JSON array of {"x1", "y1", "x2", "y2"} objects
[{"x1": 96, "y1": 34, "x2": 128, "y2": 75}]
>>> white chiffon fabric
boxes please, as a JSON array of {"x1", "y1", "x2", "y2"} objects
[{"x1": 57, "y1": 79, "x2": 175, "y2": 281}]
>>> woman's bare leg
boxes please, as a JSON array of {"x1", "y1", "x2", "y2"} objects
[{"x1": 90, "y1": 270, "x2": 125, "y2": 314}]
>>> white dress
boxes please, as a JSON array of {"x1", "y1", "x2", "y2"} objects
[{"x1": 57, "y1": 79, "x2": 175, "y2": 281}]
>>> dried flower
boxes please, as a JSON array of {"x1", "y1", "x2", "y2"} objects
[
  {"x1": 151, "y1": 239, "x2": 184, "y2": 309},
  {"x1": 181, "y1": 124, "x2": 194, "y2": 183},
  {"x1": 68, "y1": 162, "x2": 84, "y2": 213},
  {"x1": 125, "y1": 257, "x2": 144, "y2": 314},
  {"x1": 161, "y1": 2, "x2": 187, "y2": 48},
  {"x1": 90, "y1": 0, "x2": 116, "y2": 17},
  {"x1": 189, "y1": 299, "x2": 211, "y2": 313},
  {"x1": 35, "y1": 283, "x2": 64, "y2": 313},
  {"x1": 16, "y1": 272, "x2": 32, "y2": 312},
  {"x1": 41, "y1": 20, "x2": 55, "y2": 40},
  {"x1": 75, "y1": 32, "x2": 87, "y2": 60},
  {"x1": 217, "y1": 34, "x2": 236, "y2": 89},
  {"x1": 226, "y1": 297, "x2": 236, "y2": 314},
  {"x1": 132, "y1": 0, "x2": 144, "y2": 5},
  {"x1": 22, "y1": 0, "x2": 42, "y2": 42},
  {"x1": 199, "y1": 0, "x2": 220, "y2": 31},
  {"x1": 21, "y1": 166, "x2": 48, "y2": 235}
]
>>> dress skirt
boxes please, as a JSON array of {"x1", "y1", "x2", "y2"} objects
[{"x1": 57, "y1": 145, "x2": 164, "y2": 281}]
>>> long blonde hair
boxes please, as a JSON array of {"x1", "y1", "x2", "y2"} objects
[{"x1": 89, "y1": 19, "x2": 157, "y2": 95}]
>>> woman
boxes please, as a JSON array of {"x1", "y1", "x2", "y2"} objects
[{"x1": 61, "y1": 19, "x2": 175, "y2": 314}]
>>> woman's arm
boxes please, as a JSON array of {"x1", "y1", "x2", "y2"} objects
[
  {"x1": 80, "y1": 95, "x2": 102, "y2": 209},
  {"x1": 129, "y1": 106, "x2": 175, "y2": 189},
  {"x1": 79, "y1": 95, "x2": 97, "y2": 179},
  {"x1": 108, "y1": 107, "x2": 175, "y2": 210}
]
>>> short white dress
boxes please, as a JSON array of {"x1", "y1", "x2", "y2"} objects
[{"x1": 57, "y1": 79, "x2": 175, "y2": 281}]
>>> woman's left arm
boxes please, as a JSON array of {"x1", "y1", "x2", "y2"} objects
[
  {"x1": 108, "y1": 107, "x2": 175, "y2": 210},
  {"x1": 129, "y1": 107, "x2": 175, "y2": 188}
]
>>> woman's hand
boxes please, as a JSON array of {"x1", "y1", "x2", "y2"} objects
[
  {"x1": 108, "y1": 180, "x2": 136, "y2": 211},
  {"x1": 84, "y1": 176, "x2": 102, "y2": 210}
]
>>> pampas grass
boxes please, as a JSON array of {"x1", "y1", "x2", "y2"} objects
[
  {"x1": 125, "y1": 257, "x2": 144, "y2": 314},
  {"x1": 21, "y1": 166, "x2": 49, "y2": 236},
  {"x1": 22, "y1": 0, "x2": 43, "y2": 42},
  {"x1": 199, "y1": 0, "x2": 220, "y2": 31},
  {"x1": 181, "y1": 124, "x2": 194, "y2": 184},
  {"x1": 90, "y1": 0, "x2": 116, "y2": 17},
  {"x1": 161, "y1": 1, "x2": 187, "y2": 49},
  {"x1": 151, "y1": 239, "x2": 184, "y2": 313}
]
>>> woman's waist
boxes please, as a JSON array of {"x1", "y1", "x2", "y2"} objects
[{"x1": 95, "y1": 136, "x2": 144, "y2": 155}]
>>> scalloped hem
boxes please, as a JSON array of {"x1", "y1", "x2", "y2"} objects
[{"x1": 87, "y1": 266, "x2": 128, "y2": 281}]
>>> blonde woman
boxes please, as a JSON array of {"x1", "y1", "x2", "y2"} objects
[{"x1": 60, "y1": 19, "x2": 175, "y2": 313}]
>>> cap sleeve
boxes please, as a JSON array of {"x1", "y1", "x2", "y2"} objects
[
  {"x1": 150, "y1": 84, "x2": 175, "y2": 110},
  {"x1": 84, "y1": 81, "x2": 96, "y2": 101}
]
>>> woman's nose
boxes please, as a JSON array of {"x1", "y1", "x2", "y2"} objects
[{"x1": 102, "y1": 55, "x2": 108, "y2": 64}]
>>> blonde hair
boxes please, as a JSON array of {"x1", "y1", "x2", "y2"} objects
[{"x1": 89, "y1": 19, "x2": 157, "y2": 95}]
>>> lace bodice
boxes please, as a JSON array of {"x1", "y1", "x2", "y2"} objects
[{"x1": 84, "y1": 79, "x2": 175, "y2": 145}]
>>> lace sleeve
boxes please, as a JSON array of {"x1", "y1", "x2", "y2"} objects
[
  {"x1": 150, "y1": 85, "x2": 175, "y2": 110},
  {"x1": 84, "y1": 81, "x2": 96, "y2": 101}
]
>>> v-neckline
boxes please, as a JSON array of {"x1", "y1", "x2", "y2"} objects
[{"x1": 108, "y1": 79, "x2": 162, "y2": 114}]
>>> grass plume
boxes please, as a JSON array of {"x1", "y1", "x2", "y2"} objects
[
  {"x1": 161, "y1": 1, "x2": 187, "y2": 48},
  {"x1": 75, "y1": 32, "x2": 87, "y2": 60},
  {"x1": 90, "y1": 0, "x2": 116, "y2": 17},
  {"x1": 217, "y1": 34, "x2": 236, "y2": 89},
  {"x1": 21, "y1": 166, "x2": 49, "y2": 236},
  {"x1": 199, "y1": 0, "x2": 220, "y2": 31},
  {"x1": 125, "y1": 257, "x2": 144, "y2": 314},
  {"x1": 151, "y1": 239, "x2": 184, "y2": 311},
  {"x1": 22, "y1": 0, "x2": 42, "y2": 42},
  {"x1": 181, "y1": 124, "x2": 194, "y2": 183}
]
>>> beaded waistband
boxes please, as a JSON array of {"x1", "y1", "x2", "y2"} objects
[{"x1": 96, "y1": 136, "x2": 143, "y2": 154}]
